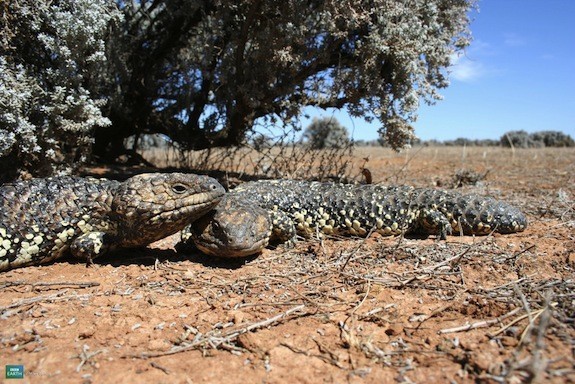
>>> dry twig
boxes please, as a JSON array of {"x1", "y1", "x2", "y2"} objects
[
  {"x1": 0, "y1": 290, "x2": 94, "y2": 318},
  {"x1": 131, "y1": 304, "x2": 307, "y2": 358},
  {"x1": 73, "y1": 345, "x2": 105, "y2": 372},
  {"x1": 0, "y1": 281, "x2": 100, "y2": 290},
  {"x1": 438, "y1": 307, "x2": 523, "y2": 334}
]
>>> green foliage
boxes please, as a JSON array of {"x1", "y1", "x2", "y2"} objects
[{"x1": 302, "y1": 117, "x2": 350, "y2": 149}]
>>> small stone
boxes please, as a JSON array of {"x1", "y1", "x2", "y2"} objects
[{"x1": 230, "y1": 310, "x2": 246, "y2": 324}]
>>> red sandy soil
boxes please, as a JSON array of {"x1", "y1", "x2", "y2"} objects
[{"x1": 0, "y1": 147, "x2": 573, "y2": 383}]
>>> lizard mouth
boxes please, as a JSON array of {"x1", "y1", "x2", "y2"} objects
[{"x1": 193, "y1": 236, "x2": 269, "y2": 258}]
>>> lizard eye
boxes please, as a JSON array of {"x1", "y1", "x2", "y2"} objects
[{"x1": 172, "y1": 184, "x2": 188, "y2": 194}]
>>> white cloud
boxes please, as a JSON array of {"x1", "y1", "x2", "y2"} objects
[{"x1": 449, "y1": 53, "x2": 485, "y2": 82}]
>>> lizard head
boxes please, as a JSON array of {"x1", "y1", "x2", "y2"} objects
[
  {"x1": 112, "y1": 173, "x2": 225, "y2": 246},
  {"x1": 189, "y1": 194, "x2": 272, "y2": 258}
]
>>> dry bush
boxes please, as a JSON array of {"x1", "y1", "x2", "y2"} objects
[{"x1": 137, "y1": 130, "x2": 360, "y2": 183}]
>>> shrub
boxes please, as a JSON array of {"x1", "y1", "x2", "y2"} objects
[
  {"x1": 302, "y1": 117, "x2": 350, "y2": 149},
  {"x1": 0, "y1": 0, "x2": 122, "y2": 181}
]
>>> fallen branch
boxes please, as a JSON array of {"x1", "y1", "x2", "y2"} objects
[
  {"x1": 131, "y1": 304, "x2": 307, "y2": 358},
  {"x1": 0, "y1": 281, "x2": 100, "y2": 289}
]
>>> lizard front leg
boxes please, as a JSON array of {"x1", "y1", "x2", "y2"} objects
[
  {"x1": 70, "y1": 232, "x2": 112, "y2": 266},
  {"x1": 417, "y1": 209, "x2": 453, "y2": 240}
]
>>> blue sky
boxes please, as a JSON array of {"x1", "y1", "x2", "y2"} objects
[{"x1": 303, "y1": 0, "x2": 575, "y2": 142}]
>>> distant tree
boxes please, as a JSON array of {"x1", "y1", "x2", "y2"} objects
[
  {"x1": 501, "y1": 130, "x2": 533, "y2": 148},
  {"x1": 302, "y1": 117, "x2": 350, "y2": 149},
  {"x1": 501, "y1": 130, "x2": 574, "y2": 148},
  {"x1": 474, "y1": 139, "x2": 500, "y2": 146},
  {"x1": 440, "y1": 137, "x2": 499, "y2": 147},
  {"x1": 423, "y1": 139, "x2": 444, "y2": 147},
  {"x1": 529, "y1": 130, "x2": 574, "y2": 147}
]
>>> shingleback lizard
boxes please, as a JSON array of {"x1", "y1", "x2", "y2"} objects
[
  {"x1": 0, "y1": 173, "x2": 225, "y2": 271},
  {"x1": 184, "y1": 179, "x2": 528, "y2": 258}
]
